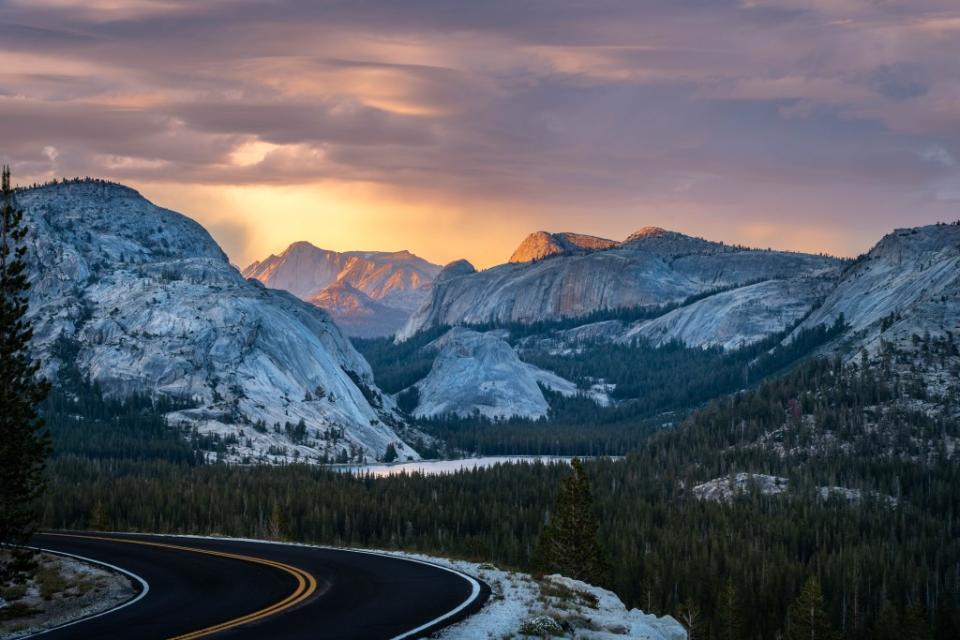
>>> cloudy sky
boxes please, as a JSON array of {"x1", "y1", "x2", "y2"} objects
[{"x1": 1, "y1": 0, "x2": 959, "y2": 268}]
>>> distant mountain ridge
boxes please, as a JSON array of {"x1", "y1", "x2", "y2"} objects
[
  {"x1": 243, "y1": 242, "x2": 441, "y2": 337},
  {"x1": 398, "y1": 227, "x2": 840, "y2": 341},
  {"x1": 308, "y1": 281, "x2": 410, "y2": 339},
  {"x1": 507, "y1": 226, "x2": 747, "y2": 264},
  {"x1": 388, "y1": 222, "x2": 960, "y2": 424}
]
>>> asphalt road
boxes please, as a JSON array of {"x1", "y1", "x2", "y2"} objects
[{"x1": 26, "y1": 532, "x2": 488, "y2": 640}]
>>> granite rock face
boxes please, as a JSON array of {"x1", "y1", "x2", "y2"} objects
[
  {"x1": 19, "y1": 180, "x2": 417, "y2": 463},
  {"x1": 399, "y1": 228, "x2": 839, "y2": 341},
  {"x1": 509, "y1": 231, "x2": 618, "y2": 263},
  {"x1": 791, "y1": 223, "x2": 960, "y2": 355},
  {"x1": 621, "y1": 276, "x2": 835, "y2": 350},
  {"x1": 411, "y1": 328, "x2": 577, "y2": 420}
]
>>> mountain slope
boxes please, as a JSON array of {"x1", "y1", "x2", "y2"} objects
[
  {"x1": 308, "y1": 281, "x2": 410, "y2": 338},
  {"x1": 243, "y1": 242, "x2": 441, "y2": 336},
  {"x1": 399, "y1": 228, "x2": 839, "y2": 340},
  {"x1": 793, "y1": 223, "x2": 960, "y2": 354},
  {"x1": 621, "y1": 276, "x2": 834, "y2": 350},
  {"x1": 411, "y1": 328, "x2": 577, "y2": 420},
  {"x1": 19, "y1": 179, "x2": 417, "y2": 463}
]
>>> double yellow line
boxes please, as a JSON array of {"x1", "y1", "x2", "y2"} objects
[{"x1": 45, "y1": 533, "x2": 318, "y2": 639}]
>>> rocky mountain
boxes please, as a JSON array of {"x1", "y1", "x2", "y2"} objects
[
  {"x1": 398, "y1": 227, "x2": 840, "y2": 341},
  {"x1": 535, "y1": 275, "x2": 835, "y2": 353},
  {"x1": 792, "y1": 223, "x2": 960, "y2": 356},
  {"x1": 410, "y1": 328, "x2": 578, "y2": 420},
  {"x1": 243, "y1": 242, "x2": 442, "y2": 337},
  {"x1": 509, "y1": 231, "x2": 618, "y2": 263},
  {"x1": 19, "y1": 179, "x2": 418, "y2": 464},
  {"x1": 357, "y1": 222, "x2": 960, "y2": 435},
  {"x1": 308, "y1": 281, "x2": 410, "y2": 339}
]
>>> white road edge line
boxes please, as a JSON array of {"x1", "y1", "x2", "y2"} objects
[
  {"x1": 13, "y1": 546, "x2": 151, "y2": 640},
  {"x1": 132, "y1": 533, "x2": 486, "y2": 640}
]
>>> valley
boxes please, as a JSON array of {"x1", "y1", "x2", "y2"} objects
[
  {"x1": 4, "y1": 4, "x2": 959, "y2": 638},
  {"x1": 6, "y1": 178, "x2": 960, "y2": 639}
]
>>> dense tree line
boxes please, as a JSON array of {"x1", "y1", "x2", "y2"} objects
[
  {"x1": 524, "y1": 316, "x2": 847, "y2": 404},
  {"x1": 39, "y1": 347, "x2": 959, "y2": 639},
  {"x1": 353, "y1": 325, "x2": 449, "y2": 393},
  {"x1": 410, "y1": 318, "x2": 847, "y2": 455}
]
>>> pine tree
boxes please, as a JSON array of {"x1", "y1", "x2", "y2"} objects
[
  {"x1": 0, "y1": 166, "x2": 51, "y2": 584},
  {"x1": 787, "y1": 576, "x2": 840, "y2": 640},
  {"x1": 533, "y1": 458, "x2": 609, "y2": 585},
  {"x1": 676, "y1": 597, "x2": 704, "y2": 640},
  {"x1": 715, "y1": 578, "x2": 743, "y2": 640},
  {"x1": 383, "y1": 443, "x2": 398, "y2": 463},
  {"x1": 88, "y1": 498, "x2": 109, "y2": 532}
]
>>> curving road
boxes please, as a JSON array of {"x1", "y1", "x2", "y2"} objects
[{"x1": 26, "y1": 532, "x2": 488, "y2": 640}]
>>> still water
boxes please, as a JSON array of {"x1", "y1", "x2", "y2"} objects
[{"x1": 329, "y1": 456, "x2": 587, "y2": 477}]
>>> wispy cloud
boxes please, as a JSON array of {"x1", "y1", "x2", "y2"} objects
[{"x1": 0, "y1": 0, "x2": 957, "y2": 266}]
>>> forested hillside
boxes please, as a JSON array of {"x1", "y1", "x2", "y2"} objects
[
  {"x1": 355, "y1": 316, "x2": 848, "y2": 455},
  {"x1": 40, "y1": 340, "x2": 960, "y2": 639}
]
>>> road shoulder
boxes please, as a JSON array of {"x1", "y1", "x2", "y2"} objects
[{"x1": 0, "y1": 551, "x2": 138, "y2": 639}]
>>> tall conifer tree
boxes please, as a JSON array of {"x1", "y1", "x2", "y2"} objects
[
  {"x1": 787, "y1": 576, "x2": 840, "y2": 640},
  {"x1": 715, "y1": 578, "x2": 744, "y2": 640},
  {"x1": 0, "y1": 166, "x2": 51, "y2": 583},
  {"x1": 534, "y1": 458, "x2": 609, "y2": 585}
]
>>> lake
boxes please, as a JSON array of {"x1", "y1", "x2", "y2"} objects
[{"x1": 329, "y1": 456, "x2": 589, "y2": 477}]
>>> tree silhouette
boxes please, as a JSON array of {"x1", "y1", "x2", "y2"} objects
[
  {"x1": 715, "y1": 578, "x2": 743, "y2": 640},
  {"x1": 787, "y1": 576, "x2": 839, "y2": 640},
  {"x1": 0, "y1": 166, "x2": 51, "y2": 584},
  {"x1": 534, "y1": 458, "x2": 609, "y2": 585}
]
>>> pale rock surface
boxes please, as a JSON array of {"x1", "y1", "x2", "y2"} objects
[
  {"x1": 692, "y1": 473, "x2": 897, "y2": 506},
  {"x1": 19, "y1": 180, "x2": 416, "y2": 463},
  {"x1": 622, "y1": 276, "x2": 834, "y2": 350},
  {"x1": 399, "y1": 228, "x2": 839, "y2": 340},
  {"x1": 411, "y1": 328, "x2": 577, "y2": 419},
  {"x1": 792, "y1": 223, "x2": 960, "y2": 356},
  {"x1": 692, "y1": 473, "x2": 790, "y2": 502}
]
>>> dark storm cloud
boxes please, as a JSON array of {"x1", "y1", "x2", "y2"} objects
[
  {"x1": 171, "y1": 100, "x2": 435, "y2": 147},
  {"x1": 0, "y1": 0, "x2": 958, "y2": 246}
]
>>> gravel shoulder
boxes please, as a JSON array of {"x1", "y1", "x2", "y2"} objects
[{"x1": 0, "y1": 551, "x2": 137, "y2": 639}]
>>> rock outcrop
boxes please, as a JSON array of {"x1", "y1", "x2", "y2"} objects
[
  {"x1": 399, "y1": 228, "x2": 839, "y2": 340},
  {"x1": 411, "y1": 328, "x2": 577, "y2": 419},
  {"x1": 621, "y1": 276, "x2": 835, "y2": 350},
  {"x1": 791, "y1": 223, "x2": 960, "y2": 355},
  {"x1": 20, "y1": 180, "x2": 417, "y2": 463},
  {"x1": 508, "y1": 231, "x2": 618, "y2": 263}
]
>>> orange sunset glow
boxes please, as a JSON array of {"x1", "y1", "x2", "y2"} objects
[{"x1": 2, "y1": 0, "x2": 959, "y2": 268}]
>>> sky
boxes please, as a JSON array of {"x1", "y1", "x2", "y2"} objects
[{"x1": 1, "y1": 0, "x2": 959, "y2": 269}]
